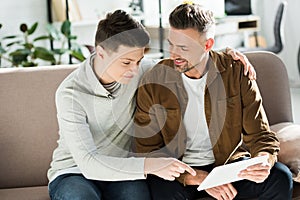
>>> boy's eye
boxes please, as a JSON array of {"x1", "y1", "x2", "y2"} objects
[{"x1": 123, "y1": 62, "x2": 130, "y2": 65}]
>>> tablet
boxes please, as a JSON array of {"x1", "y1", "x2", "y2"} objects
[{"x1": 197, "y1": 155, "x2": 268, "y2": 191}]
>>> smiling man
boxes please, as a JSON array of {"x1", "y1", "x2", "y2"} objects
[{"x1": 134, "y1": 3, "x2": 293, "y2": 200}]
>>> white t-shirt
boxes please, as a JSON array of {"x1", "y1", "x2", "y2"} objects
[{"x1": 181, "y1": 73, "x2": 215, "y2": 166}]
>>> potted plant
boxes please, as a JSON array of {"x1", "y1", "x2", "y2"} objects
[{"x1": 0, "y1": 20, "x2": 85, "y2": 67}]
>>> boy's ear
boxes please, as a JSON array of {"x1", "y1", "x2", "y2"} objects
[
  {"x1": 205, "y1": 38, "x2": 214, "y2": 51},
  {"x1": 96, "y1": 45, "x2": 106, "y2": 59}
]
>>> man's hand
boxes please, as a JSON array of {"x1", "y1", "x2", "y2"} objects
[
  {"x1": 144, "y1": 157, "x2": 196, "y2": 181},
  {"x1": 238, "y1": 153, "x2": 271, "y2": 183},
  {"x1": 205, "y1": 183, "x2": 237, "y2": 200},
  {"x1": 226, "y1": 47, "x2": 257, "y2": 80},
  {"x1": 184, "y1": 169, "x2": 237, "y2": 200},
  {"x1": 183, "y1": 169, "x2": 209, "y2": 185}
]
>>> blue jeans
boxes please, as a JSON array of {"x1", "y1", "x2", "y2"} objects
[
  {"x1": 49, "y1": 174, "x2": 151, "y2": 200},
  {"x1": 147, "y1": 162, "x2": 293, "y2": 200}
]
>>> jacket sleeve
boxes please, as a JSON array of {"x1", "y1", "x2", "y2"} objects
[
  {"x1": 133, "y1": 66, "x2": 187, "y2": 158},
  {"x1": 133, "y1": 77, "x2": 173, "y2": 157},
  {"x1": 240, "y1": 67, "x2": 280, "y2": 166}
]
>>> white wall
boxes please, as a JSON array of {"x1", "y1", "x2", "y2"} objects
[
  {"x1": 0, "y1": 0, "x2": 48, "y2": 37},
  {"x1": 253, "y1": 0, "x2": 300, "y2": 85},
  {"x1": 1, "y1": 0, "x2": 299, "y2": 83}
]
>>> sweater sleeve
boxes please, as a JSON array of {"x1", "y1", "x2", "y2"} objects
[{"x1": 55, "y1": 88, "x2": 146, "y2": 181}]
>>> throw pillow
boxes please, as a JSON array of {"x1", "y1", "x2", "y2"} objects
[{"x1": 271, "y1": 123, "x2": 300, "y2": 183}]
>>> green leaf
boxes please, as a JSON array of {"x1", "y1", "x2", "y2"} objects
[
  {"x1": 6, "y1": 40, "x2": 23, "y2": 47},
  {"x1": 28, "y1": 22, "x2": 38, "y2": 35},
  {"x1": 68, "y1": 35, "x2": 77, "y2": 40},
  {"x1": 0, "y1": 45, "x2": 6, "y2": 54},
  {"x1": 33, "y1": 35, "x2": 51, "y2": 42},
  {"x1": 33, "y1": 46, "x2": 56, "y2": 62},
  {"x1": 70, "y1": 50, "x2": 85, "y2": 61},
  {"x1": 23, "y1": 43, "x2": 34, "y2": 49},
  {"x1": 9, "y1": 48, "x2": 31, "y2": 57},
  {"x1": 61, "y1": 20, "x2": 71, "y2": 37},
  {"x1": 22, "y1": 61, "x2": 38, "y2": 67},
  {"x1": 2, "y1": 35, "x2": 19, "y2": 40},
  {"x1": 52, "y1": 48, "x2": 68, "y2": 55},
  {"x1": 46, "y1": 24, "x2": 61, "y2": 40},
  {"x1": 9, "y1": 49, "x2": 31, "y2": 64}
]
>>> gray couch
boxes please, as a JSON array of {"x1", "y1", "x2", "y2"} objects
[
  {"x1": 0, "y1": 52, "x2": 299, "y2": 200},
  {"x1": 0, "y1": 64, "x2": 77, "y2": 200}
]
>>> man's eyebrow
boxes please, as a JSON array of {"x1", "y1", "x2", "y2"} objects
[{"x1": 167, "y1": 39, "x2": 187, "y2": 48}]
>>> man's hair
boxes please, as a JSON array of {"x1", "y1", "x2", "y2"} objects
[
  {"x1": 169, "y1": 3, "x2": 215, "y2": 38},
  {"x1": 95, "y1": 10, "x2": 150, "y2": 52}
]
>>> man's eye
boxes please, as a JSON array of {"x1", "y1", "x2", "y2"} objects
[
  {"x1": 181, "y1": 47, "x2": 188, "y2": 51},
  {"x1": 123, "y1": 62, "x2": 130, "y2": 65}
]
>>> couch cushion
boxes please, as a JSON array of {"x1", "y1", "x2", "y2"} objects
[
  {"x1": 0, "y1": 65, "x2": 77, "y2": 189},
  {"x1": 271, "y1": 122, "x2": 300, "y2": 183},
  {"x1": 0, "y1": 186, "x2": 49, "y2": 200}
]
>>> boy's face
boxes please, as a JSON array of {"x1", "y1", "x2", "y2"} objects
[
  {"x1": 100, "y1": 45, "x2": 145, "y2": 84},
  {"x1": 168, "y1": 27, "x2": 208, "y2": 73}
]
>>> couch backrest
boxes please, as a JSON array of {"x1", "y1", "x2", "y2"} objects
[
  {"x1": 0, "y1": 52, "x2": 293, "y2": 188},
  {"x1": 244, "y1": 51, "x2": 293, "y2": 125},
  {"x1": 0, "y1": 65, "x2": 77, "y2": 189}
]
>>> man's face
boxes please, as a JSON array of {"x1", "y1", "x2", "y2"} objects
[
  {"x1": 101, "y1": 45, "x2": 145, "y2": 84},
  {"x1": 168, "y1": 27, "x2": 208, "y2": 73}
]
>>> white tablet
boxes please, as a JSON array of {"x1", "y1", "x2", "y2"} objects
[{"x1": 197, "y1": 155, "x2": 269, "y2": 191}]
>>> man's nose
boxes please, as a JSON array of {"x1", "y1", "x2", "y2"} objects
[
  {"x1": 169, "y1": 46, "x2": 180, "y2": 58},
  {"x1": 170, "y1": 51, "x2": 180, "y2": 60}
]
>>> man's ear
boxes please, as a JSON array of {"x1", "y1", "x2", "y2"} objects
[
  {"x1": 96, "y1": 45, "x2": 106, "y2": 59},
  {"x1": 205, "y1": 38, "x2": 214, "y2": 51}
]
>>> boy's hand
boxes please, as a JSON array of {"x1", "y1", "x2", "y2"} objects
[
  {"x1": 226, "y1": 47, "x2": 257, "y2": 80},
  {"x1": 144, "y1": 157, "x2": 196, "y2": 181}
]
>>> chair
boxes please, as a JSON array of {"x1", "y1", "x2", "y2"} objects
[
  {"x1": 238, "y1": 1, "x2": 287, "y2": 54},
  {"x1": 298, "y1": 43, "x2": 300, "y2": 75}
]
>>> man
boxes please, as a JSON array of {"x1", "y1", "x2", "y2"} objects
[{"x1": 134, "y1": 3, "x2": 293, "y2": 200}]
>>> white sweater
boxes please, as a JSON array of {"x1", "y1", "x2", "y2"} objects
[{"x1": 47, "y1": 54, "x2": 156, "y2": 183}]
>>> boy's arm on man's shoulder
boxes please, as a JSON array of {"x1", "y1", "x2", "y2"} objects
[{"x1": 224, "y1": 47, "x2": 256, "y2": 80}]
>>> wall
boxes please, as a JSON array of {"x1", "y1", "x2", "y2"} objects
[
  {"x1": 253, "y1": 0, "x2": 300, "y2": 85},
  {"x1": 0, "y1": 1, "x2": 48, "y2": 37},
  {"x1": 1, "y1": 0, "x2": 299, "y2": 83}
]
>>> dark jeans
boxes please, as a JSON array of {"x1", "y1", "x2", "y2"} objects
[
  {"x1": 49, "y1": 174, "x2": 151, "y2": 200},
  {"x1": 147, "y1": 162, "x2": 293, "y2": 200}
]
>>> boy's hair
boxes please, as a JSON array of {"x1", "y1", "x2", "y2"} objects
[
  {"x1": 95, "y1": 10, "x2": 150, "y2": 52},
  {"x1": 169, "y1": 3, "x2": 215, "y2": 38}
]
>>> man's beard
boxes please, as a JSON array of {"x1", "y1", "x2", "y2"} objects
[
  {"x1": 173, "y1": 53, "x2": 207, "y2": 74},
  {"x1": 174, "y1": 63, "x2": 196, "y2": 73}
]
